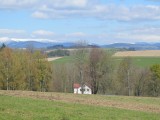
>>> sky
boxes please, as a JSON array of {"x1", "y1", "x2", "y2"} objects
[{"x1": 0, "y1": 0, "x2": 160, "y2": 45}]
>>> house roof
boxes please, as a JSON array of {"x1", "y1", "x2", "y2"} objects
[
  {"x1": 73, "y1": 83, "x2": 80, "y2": 88},
  {"x1": 73, "y1": 83, "x2": 91, "y2": 89}
]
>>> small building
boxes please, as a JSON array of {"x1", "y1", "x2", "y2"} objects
[{"x1": 73, "y1": 83, "x2": 92, "y2": 94}]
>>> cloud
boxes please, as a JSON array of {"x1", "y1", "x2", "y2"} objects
[
  {"x1": 94, "y1": 5, "x2": 160, "y2": 21},
  {"x1": 111, "y1": 26, "x2": 160, "y2": 43},
  {"x1": 32, "y1": 30, "x2": 55, "y2": 36},
  {"x1": 0, "y1": 37, "x2": 10, "y2": 42},
  {"x1": 0, "y1": 0, "x2": 89, "y2": 9},
  {"x1": 0, "y1": 28, "x2": 160, "y2": 44},
  {"x1": 0, "y1": 0, "x2": 38, "y2": 9},
  {"x1": 0, "y1": 0, "x2": 160, "y2": 21},
  {"x1": 130, "y1": 27, "x2": 160, "y2": 35},
  {"x1": 10, "y1": 38, "x2": 57, "y2": 42},
  {"x1": 32, "y1": 11, "x2": 49, "y2": 19},
  {"x1": 0, "y1": 29, "x2": 27, "y2": 38},
  {"x1": 0, "y1": 29, "x2": 56, "y2": 42},
  {"x1": 115, "y1": 33, "x2": 160, "y2": 42},
  {"x1": 45, "y1": 0, "x2": 89, "y2": 8},
  {"x1": 32, "y1": 4, "x2": 160, "y2": 21},
  {"x1": 0, "y1": 29, "x2": 26, "y2": 34}
]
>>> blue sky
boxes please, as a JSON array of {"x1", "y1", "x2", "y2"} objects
[{"x1": 0, "y1": 0, "x2": 160, "y2": 45}]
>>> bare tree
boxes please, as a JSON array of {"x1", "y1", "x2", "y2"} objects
[
  {"x1": 74, "y1": 40, "x2": 88, "y2": 94},
  {"x1": 134, "y1": 68, "x2": 150, "y2": 96},
  {"x1": 117, "y1": 57, "x2": 134, "y2": 96},
  {"x1": 0, "y1": 48, "x2": 13, "y2": 90},
  {"x1": 87, "y1": 48, "x2": 111, "y2": 94}
]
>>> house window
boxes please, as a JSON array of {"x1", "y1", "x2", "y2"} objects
[
  {"x1": 87, "y1": 89, "x2": 89, "y2": 91},
  {"x1": 80, "y1": 89, "x2": 85, "y2": 91}
]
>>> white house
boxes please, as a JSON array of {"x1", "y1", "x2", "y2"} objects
[{"x1": 73, "y1": 83, "x2": 92, "y2": 94}]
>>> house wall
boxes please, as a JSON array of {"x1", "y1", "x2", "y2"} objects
[
  {"x1": 74, "y1": 88, "x2": 79, "y2": 94},
  {"x1": 74, "y1": 85, "x2": 92, "y2": 94}
]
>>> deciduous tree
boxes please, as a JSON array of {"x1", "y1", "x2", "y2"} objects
[
  {"x1": 149, "y1": 64, "x2": 160, "y2": 96},
  {"x1": 87, "y1": 48, "x2": 112, "y2": 94},
  {"x1": 117, "y1": 57, "x2": 134, "y2": 96}
]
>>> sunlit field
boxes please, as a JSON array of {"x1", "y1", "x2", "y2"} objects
[{"x1": 0, "y1": 90, "x2": 160, "y2": 120}]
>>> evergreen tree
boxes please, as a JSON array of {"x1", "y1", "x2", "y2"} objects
[{"x1": 0, "y1": 43, "x2": 6, "y2": 51}]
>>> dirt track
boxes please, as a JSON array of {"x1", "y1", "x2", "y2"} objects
[
  {"x1": 114, "y1": 50, "x2": 160, "y2": 57},
  {"x1": 47, "y1": 57, "x2": 62, "y2": 61},
  {"x1": 0, "y1": 90, "x2": 159, "y2": 113}
]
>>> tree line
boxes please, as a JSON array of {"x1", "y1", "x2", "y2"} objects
[
  {"x1": 0, "y1": 44, "x2": 160, "y2": 97},
  {"x1": 51, "y1": 47, "x2": 160, "y2": 97},
  {"x1": 47, "y1": 49, "x2": 70, "y2": 57},
  {"x1": 0, "y1": 46, "x2": 52, "y2": 91}
]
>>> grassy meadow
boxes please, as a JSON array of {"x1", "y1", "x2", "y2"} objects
[
  {"x1": 113, "y1": 57, "x2": 160, "y2": 67},
  {"x1": 0, "y1": 90, "x2": 160, "y2": 120},
  {"x1": 52, "y1": 56, "x2": 75, "y2": 64},
  {"x1": 132, "y1": 57, "x2": 160, "y2": 67},
  {"x1": 51, "y1": 55, "x2": 160, "y2": 67}
]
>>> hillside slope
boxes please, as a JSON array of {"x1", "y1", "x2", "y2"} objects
[
  {"x1": 0, "y1": 90, "x2": 160, "y2": 120},
  {"x1": 0, "y1": 90, "x2": 159, "y2": 113}
]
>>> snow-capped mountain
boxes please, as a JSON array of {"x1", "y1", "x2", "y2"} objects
[
  {"x1": 1, "y1": 39, "x2": 160, "y2": 50},
  {"x1": 0, "y1": 39, "x2": 53, "y2": 48},
  {"x1": 0, "y1": 39, "x2": 75, "y2": 49},
  {"x1": 0, "y1": 37, "x2": 13, "y2": 43}
]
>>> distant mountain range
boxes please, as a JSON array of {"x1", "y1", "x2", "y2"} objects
[
  {"x1": 1, "y1": 40, "x2": 160, "y2": 50},
  {"x1": 0, "y1": 40, "x2": 75, "y2": 49},
  {"x1": 102, "y1": 42, "x2": 160, "y2": 50}
]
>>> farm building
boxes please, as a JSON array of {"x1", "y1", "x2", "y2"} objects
[{"x1": 73, "y1": 83, "x2": 92, "y2": 94}]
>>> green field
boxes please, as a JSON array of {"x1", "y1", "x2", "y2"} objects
[
  {"x1": 0, "y1": 91, "x2": 160, "y2": 120},
  {"x1": 52, "y1": 56, "x2": 160, "y2": 67},
  {"x1": 52, "y1": 56, "x2": 75, "y2": 64},
  {"x1": 114, "y1": 57, "x2": 160, "y2": 67},
  {"x1": 132, "y1": 57, "x2": 160, "y2": 67}
]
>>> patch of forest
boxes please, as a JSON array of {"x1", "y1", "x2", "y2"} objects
[{"x1": 0, "y1": 44, "x2": 160, "y2": 97}]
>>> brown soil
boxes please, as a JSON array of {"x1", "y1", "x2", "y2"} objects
[{"x1": 47, "y1": 57, "x2": 62, "y2": 61}]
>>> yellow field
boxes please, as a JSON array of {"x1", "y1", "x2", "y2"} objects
[{"x1": 114, "y1": 50, "x2": 160, "y2": 57}]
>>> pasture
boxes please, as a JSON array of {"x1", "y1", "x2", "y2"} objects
[
  {"x1": 113, "y1": 57, "x2": 160, "y2": 67},
  {"x1": 0, "y1": 90, "x2": 160, "y2": 120},
  {"x1": 50, "y1": 54, "x2": 160, "y2": 68},
  {"x1": 51, "y1": 56, "x2": 75, "y2": 64}
]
